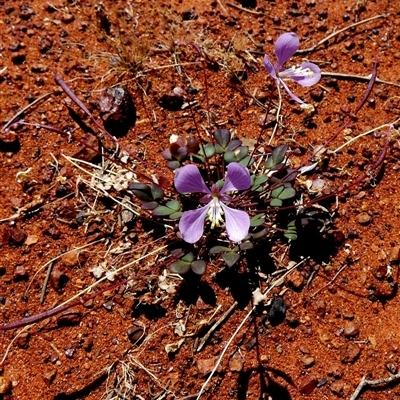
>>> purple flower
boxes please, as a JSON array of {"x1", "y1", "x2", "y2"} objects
[
  {"x1": 264, "y1": 32, "x2": 321, "y2": 104},
  {"x1": 175, "y1": 163, "x2": 251, "y2": 243}
]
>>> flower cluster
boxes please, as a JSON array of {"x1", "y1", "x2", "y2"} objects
[{"x1": 174, "y1": 163, "x2": 251, "y2": 243}]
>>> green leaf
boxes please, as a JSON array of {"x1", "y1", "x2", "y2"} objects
[
  {"x1": 128, "y1": 182, "x2": 152, "y2": 201},
  {"x1": 169, "y1": 211, "x2": 183, "y2": 220},
  {"x1": 152, "y1": 205, "x2": 174, "y2": 217},
  {"x1": 181, "y1": 252, "x2": 195, "y2": 262},
  {"x1": 265, "y1": 145, "x2": 287, "y2": 169},
  {"x1": 191, "y1": 260, "x2": 206, "y2": 275},
  {"x1": 271, "y1": 185, "x2": 295, "y2": 200},
  {"x1": 214, "y1": 128, "x2": 231, "y2": 149},
  {"x1": 224, "y1": 150, "x2": 236, "y2": 163},
  {"x1": 222, "y1": 252, "x2": 240, "y2": 267},
  {"x1": 141, "y1": 201, "x2": 159, "y2": 210},
  {"x1": 198, "y1": 143, "x2": 215, "y2": 159},
  {"x1": 284, "y1": 231, "x2": 298, "y2": 240},
  {"x1": 251, "y1": 228, "x2": 268, "y2": 240},
  {"x1": 209, "y1": 245, "x2": 231, "y2": 254},
  {"x1": 165, "y1": 200, "x2": 181, "y2": 211},
  {"x1": 170, "y1": 260, "x2": 191, "y2": 274},
  {"x1": 239, "y1": 156, "x2": 254, "y2": 167},
  {"x1": 251, "y1": 175, "x2": 268, "y2": 191},
  {"x1": 239, "y1": 241, "x2": 254, "y2": 251},
  {"x1": 227, "y1": 139, "x2": 241, "y2": 151},
  {"x1": 150, "y1": 183, "x2": 164, "y2": 200},
  {"x1": 278, "y1": 187, "x2": 296, "y2": 200},
  {"x1": 167, "y1": 160, "x2": 181, "y2": 170},
  {"x1": 250, "y1": 213, "x2": 265, "y2": 227},
  {"x1": 270, "y1": 198, "x2": 282, "y2": 207}
]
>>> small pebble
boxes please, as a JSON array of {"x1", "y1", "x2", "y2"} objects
[
  {"x1": 61, "y1": 250, "x2": 79, "y2": 268},
  {"x1": 57, "y1": 311, "x2": 82, "y2": 326},
  {"x1": 61, "y1": 13, "x2": 74, "y2": 23},
  {"x1": 268, "y1": 297, "x2": 286, "y2": 326},
  {"x1": 343, "y1": 321, "x2": 360, "y2": 337},
  {"x1": 196, "y1": 357, "x2": 223, "y2": 377},
  {"x1": 182, "y1": 9, "x2": 198, "y2": 20},
  {"x1": 11, "y1": 52, "x2": 26, "y2": 64},
  {"x1": 127, "y1": 326, "x2": 145, "y2": 344},
  {"x1": 299, "y1": 375, "x2": 318, "y2": 394},
  {"x1": 50, "y1": 267, "x2": 67, "y2": 290},
  {"x1": 43, "y1": 369, "x2": 57, "y2": 385},
  {"x1": 31, "y1": 63, "x2": 48, "y2": 73},
  {"x1": 82, "y1": 337, "x2": 94, "y2": 351},
  {"x1": 229, "y1": 351, "x2": 244, "y2": 372},
  {"x1": 310, "y1": 88, "x2": 324, "y2": 102},
  {"x1": 302, "y1": 355, "x2": 315, "y2": 367},
  {"x1": 386, "y1": 363, "x2": 398, "y2": 374},
  {"x1": 327, "y1": 362, "x2": 343, "y2": 378},
  {"x1": 339, "y1": 342, "x2": 360, "y2": 363},
  {"x1": 330, "y1": 381, "x2": 344, "y2": 396},
  {"x1": 356, "y1": 212, "x2": 372, "y2": 225},
  {"x1": 65, "y1": 347, "x2": 75, "y2": 359}
]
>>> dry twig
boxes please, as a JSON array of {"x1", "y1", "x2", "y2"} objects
[{"x1": 350, "y1": 373, "x2": 400, "y2": 400}]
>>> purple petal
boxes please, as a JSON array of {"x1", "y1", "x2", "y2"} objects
[
  {"x1": 275, "y1": 32, "x2": 299, "y2": 69},
  {"x1": 278, "y1": 78, "x2": 304, "y2": 104},
  {"x1": 291, "y1": 62, "x2": 321, "y2": 87},
  {"x1": 263, "y1": 55, "x2": 277, "y2": 80},
  {"x1": 174, "y1": 164, "x2": 210, "y2": 194},
  {"x1": 221, "y1": 163, "x2": 251, "y2": 193},
  {"x1": 179, "y1": 206, "x2": 209, "y2": 243},
  {"x1": 221, "y1": 204, "x2": 250, "y2": 242}
]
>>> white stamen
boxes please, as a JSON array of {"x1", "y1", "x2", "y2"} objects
[
  {"x1": 207, "y1": 197, "x2": 224, "y2": 229},
  {"x1": 279, "y1": 65, "x2": 314, "y2": 79}
]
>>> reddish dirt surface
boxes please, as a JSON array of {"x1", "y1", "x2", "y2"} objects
[{"x1": 1, "y1": 1, "x2": 400, "y2": 399}]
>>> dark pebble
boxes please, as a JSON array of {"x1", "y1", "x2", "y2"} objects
[
  {"x1": 386, "y1": 363, "x2": 398, "y2": 374},
  {"x1": 19, "y1": 4, "x2": 34, "y2": 20},
  {"x1": 99, "y1": 86, "x2": 136, "y2": 136},
  {"x1": 127, "y1": 325, "x2": 145, "y2": 343},
  {"x1": 5, "y1": 226, "x2": 26, "y2": 245},
  {"x1": 347, "y1": 94, "x2": 356, "y2": 103},
  {"x1": 58, "y1": 311, "x2": 82, "y2": 326},
  {"x1": 318, "y1": 9, "x2": 328, "y2": 19},
  {"x1": 39, "y1": 36, "x2": 53, "y2": 53},
  {"x1": 64, "y1": 347, "x2": 75, "y2": 359},
  {"x1": 268, "y1": 297, "x2": 286, "y2": 326},
  {"x1": 11, "y1": 52, "x2": 26, "y2": 64},
  {"x1": 310, "y1": 88, "x2": 324, "y2": 101},
  {"x1": 182, "y1": 9, "x2": 198, "y2": 20}
]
